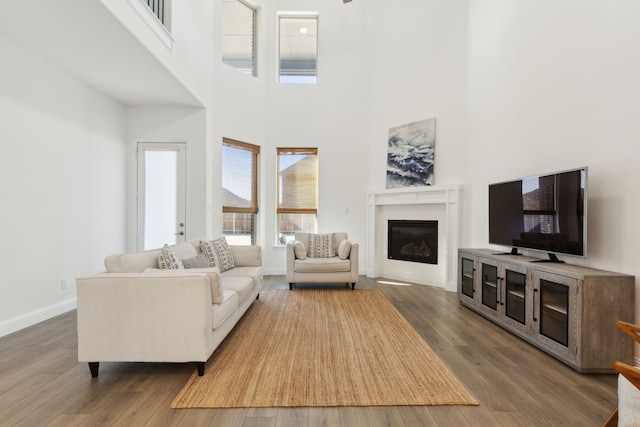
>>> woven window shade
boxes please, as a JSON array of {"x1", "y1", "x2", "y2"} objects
[
  {"x1": 223, "y1": 138, "x2": 259, "y2": 214},
  {"x1": 277, "y1": 148, "x2": 318, "y2": 214}
]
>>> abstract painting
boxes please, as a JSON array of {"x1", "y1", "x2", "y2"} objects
[{"x1": 386, "y1": 118, "x2": 436, "y2": 189}]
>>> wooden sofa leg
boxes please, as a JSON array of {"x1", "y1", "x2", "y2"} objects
[
  {"x1": 197, "y1": 362, "x2": 205, "y2": 376},
  {"x1": 289, "y1": 283, "x2": 294, "y2": 290},
  {"x1": 88, "y1": 362, "x2": 99, "y2": 378},
  {"x1": 351, "y1": 283, "x2": 356, "y2": 290}
]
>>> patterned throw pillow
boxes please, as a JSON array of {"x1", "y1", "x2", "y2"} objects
[
  {"x1": 200, "y1": 240, "x2": 218, "y2": 268},
  {"x1": 182, "y1": 252, "x2": 210, "y2": 269},
  {"x1": 201, "y1": 237, "x2": 236, "y2": 271},
  {"x1": 211, "y1": 237, "x2": 235, "y2": 272},
  {"x1": 338, "y1": 239, "x2": 352, "y2": 260},
  {"x1": 309, "y1": 233, "x2": 335, "y2": 258},
  {"x1": 294, "y1": 240, "x2": 307, "y2": 260},
  {"x1": 158, "y1": 244, "x2": 185, "y2": 269}
]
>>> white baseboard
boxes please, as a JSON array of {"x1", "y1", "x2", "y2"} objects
[{"x1": 0, "y1": 298, "x2": 77, "y2": 338}]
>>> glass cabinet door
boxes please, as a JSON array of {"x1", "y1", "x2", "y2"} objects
[
  {"x1": 505, "y1": 269, "x2": 526, "y2": 325},
  {"x1": 481, "y1": 263, "x2": 498, "y2": 311},
  {"x1": 461, "y1": 257, "x2": 475, "y2": 299},
  {"x1": 539, "y1": 279, "x2": 569, "y2": 346}
]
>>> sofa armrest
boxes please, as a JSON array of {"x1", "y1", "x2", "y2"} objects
[
  {"x1": 76, "y1": 272, "x2": 216, "y2": 363},
  {"x1": 230, "y1": 245, "x2": 262, "y2": 267}
]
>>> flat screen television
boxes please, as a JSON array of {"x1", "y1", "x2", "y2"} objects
[{"x1": 488, "y1": 167, "x2": 587, "y2": 262}]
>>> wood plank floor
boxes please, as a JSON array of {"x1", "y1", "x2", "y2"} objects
[{"x1": 0, "y1": 275, "x2": 618, "y2": 426}]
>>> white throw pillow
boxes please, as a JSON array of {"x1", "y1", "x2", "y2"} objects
[
  {"x1": 294, "y1": 240, "x2": 307, "y2": 259},
  {"x1": 338, "y1": 239, "x2": 352, "y2": 260},
  {"x1": 158, "y1": 244, "x2": 184, "y2": 269},
  {"x1": 309, "y1": 233, "x2": 335, "y2": 258}
]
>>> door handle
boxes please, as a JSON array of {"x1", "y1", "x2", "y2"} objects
[{"x1": 174, "y1": 231, "x2": 184, "y2": 236}]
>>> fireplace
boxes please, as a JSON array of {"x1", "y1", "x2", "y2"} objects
[{"x1": 387, "y1": 220, "x2": 438, "y2": 265}]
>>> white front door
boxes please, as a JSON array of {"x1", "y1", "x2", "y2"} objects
[{"x1": 137, "y1": 142, "x2": 187, "y2": 250}]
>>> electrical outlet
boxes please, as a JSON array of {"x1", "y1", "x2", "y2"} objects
[{"x1": 61, "y1": 278, "x2": 70, "y2": 290}]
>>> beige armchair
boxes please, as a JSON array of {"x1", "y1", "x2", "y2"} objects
[{"x1": 286, "y1": 232, "x2": 359, "y2": 290}]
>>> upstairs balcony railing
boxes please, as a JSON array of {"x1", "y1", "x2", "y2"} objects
[{"x1": 145, "y1": 0, "x2": 166, "y2": 26}]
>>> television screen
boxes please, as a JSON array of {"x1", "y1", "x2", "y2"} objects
[{"x1": 488, "y1": 167, "x2": 587, "y2": 259}]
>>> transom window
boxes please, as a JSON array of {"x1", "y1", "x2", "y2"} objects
[
  {"x1": 222, "y1": 0, "x2": 257, "y2": 76},
  {"x1": 277, "y1": 13, "x2": 318, "y2": 84}
]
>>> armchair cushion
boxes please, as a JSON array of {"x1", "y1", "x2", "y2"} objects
[{"x1": 294, "y1": 257, "x2": 351, "y2": 273}]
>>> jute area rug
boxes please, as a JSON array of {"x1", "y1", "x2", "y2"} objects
[{"x1": 171, "y1": 289, "x2": 478, "y2": 408}]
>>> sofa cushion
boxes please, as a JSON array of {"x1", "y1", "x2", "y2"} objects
[
  {"x1": 230, "y1": 245, "x2": 262, "y2": 267},
  {"x1": 222, "y1": 276, "x2": 254, "y2": 304},
  {"x1": 295, "y1": 257, "x2": 351, "y2": 273},
  {"x1": 159, "y1": 245, "x2": 184, "y2": 270},
  {"x1": 338, "y1": 239, "x2": 352, "y2": 260},
  {"x1": 212, "y1": 290, "x2": 239, "y2": 329},
  {"x1": 221, "y1": 266, "x2": 263, "y2": 287},
  {"x1": 308, "y1": 233, "x2": 335, "y2": 258},
  {"x1": 294, "y1": 240, "x2": 307, "y2": 259}
]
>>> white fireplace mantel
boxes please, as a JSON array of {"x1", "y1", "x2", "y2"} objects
[{"x1": 367, "y1": 185, "x2": 462, "y2": 292}]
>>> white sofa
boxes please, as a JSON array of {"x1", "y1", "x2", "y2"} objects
[
  {"x1": 76, "y1": 240, "x2": 262, "y2": 377},
  {"x1": 286, "y1": 232, "x2": 359, "y2": 290}
]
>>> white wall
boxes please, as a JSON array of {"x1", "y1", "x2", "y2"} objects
[
  {"x1": 212, "y1": 0, "x2": 468, "y2": 275},
  {"x1": 367, "y1": 0, "x2": 469, "y2": 192},
  {"x1": 99, "y1": 0, "x2": 215, "y2": 105},
  {"x1": 466, "y1": 1, "x2": 640, "y2": 307},
  {"x1": 127, "y1": 107, "x2": 210, "y2": 249},
  {"x1": 212, "y1": 0, "x2": 373, "y2": 274},
  {"x1": 0, "y1": 34, "x2": 127, "y2": 335}
]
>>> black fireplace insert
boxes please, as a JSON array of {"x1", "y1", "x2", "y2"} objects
[{"x1": 387, "y1": 220, "x2": 438, "y2": 264}]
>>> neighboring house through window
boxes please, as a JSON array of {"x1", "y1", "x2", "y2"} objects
[
  {"x1": 277, "y1": 147, "x2": 318, "y2": 243},
  {"x1": 222, "y1": 138, "x2": 260, "y2": 245}
]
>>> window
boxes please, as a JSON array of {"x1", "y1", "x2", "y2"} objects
[
  {"x1": 222, "y1": 0, "x2": 257, "y2": 76},
  {"x1": 222, "y1": 138, "x2": 260, "y2": 245},
  {"x1": 278, "y1": 13, "x2": 318, "y2": 84},
  {"x1": 277, "y1": 147, "x2": 318, "y2": 243}
]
